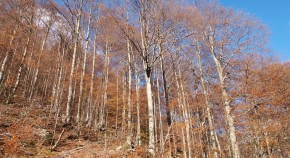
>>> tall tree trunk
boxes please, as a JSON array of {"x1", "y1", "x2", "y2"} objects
[
  {"x1": 178, "y1": 67, "x2": 192, "y2": 158},
  {"x1": 115, "y1": 73, "x2": 119, "y2": 135},
  {"x1": 98, "y1": 40, "x2": 110, "y2": 128},
  {"x1": 195, "y1": 40, "x2": 220, "y2": 157},
  {"x1": 196, "y1": 104, "x2": 207, "y2": 158},
  {"x1": 156, "y1": 73, "x2": 164, "y2": 153},
  {"x1": 87, "y1": 30, "x2": 97, "y2": 128},
  {"x1": 172, "y1": 54, "x2": 192, "y2": 158},
  {"x1": 6, "y1": 36, "x2": 31, "y2": 104},
  {"x1": 160, "y1": 55, "x2": 171, "y2": 126},
  {"x1": 135, "y1": 64, "x2": 141, "y2": 146},
  {"x1": 77, "y1": 8, "x2": 92, "y2": 130},
  {"x1": 209, "y1": 34, "x2": 240, "y2": 158},
  {"x1": 54, "y1": 53, "x2": 65, "y2": 114},
  {"x1": 23, "y1": 42, "x2": 35, "y2": 97},
  {"x1": 172, "y1": 57, "x2": 186, "y2": 157},
  {"x1": 144, "y1": 63, "x2": 155, "y2": 156},
  {"x1": 48, "y1": 40, "x2": 63, "y2": 122},
  {"x1": 0, "y1": 26, "x2": 18, "y2": 86},
  {"x1": 29, "y1": 28, "x2": 50, "y2": 101},
  {"x1": 65, "y1": 3, "x2": 82, "y2": 123},
  {"x1": 121, "y1": 72, "x2": 127, "y2": 132},
  {"x1": 139, "y1": 2, "x2": 156, "y2": 154},
  {"x1": 126, "y1": 37, "x2": 133, "y2": 147},
  {"x1": 181, "y1": 128, "x2": 187, "y2": 158},
  {"x1": 153, "y1": 94, "x2": 158, "y2": 153}
]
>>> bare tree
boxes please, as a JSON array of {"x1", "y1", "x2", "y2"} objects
[{"x1": 63, "y1": 0, "x2": 83, "y2": 123}]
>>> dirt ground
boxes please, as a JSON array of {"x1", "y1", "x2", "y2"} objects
[{"x1": 0, "y1": 103, "x2": 146, "y2": 158}]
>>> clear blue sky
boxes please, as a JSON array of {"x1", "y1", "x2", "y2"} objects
[
  {"x1": 220, "y1": 0, "x2": 290, "y2": 61},
  {"x1": 54, "y1": 0, "x2": 290, "y2": 61}
]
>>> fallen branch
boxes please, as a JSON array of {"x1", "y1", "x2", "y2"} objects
[
  {"x1": 56, "y1": 146, "x2": 87, "y2": 158},
  {"x1": 0, "y1": 132, "x2": 12, "y2": 140},
  {"x1": 0, "y1": 132, "x2": 12, "y2": 137},
  {"x1": 50, "y1": 128, "x2": 65, "y2": 151}
]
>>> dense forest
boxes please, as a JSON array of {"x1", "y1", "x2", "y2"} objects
[{"x1": 0, "y1": 0, "x2": 289, "y2": 157}]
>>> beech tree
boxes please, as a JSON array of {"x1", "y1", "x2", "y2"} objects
[{"x1": 0, "y1": 0, "x2": 287, "y2": 158}]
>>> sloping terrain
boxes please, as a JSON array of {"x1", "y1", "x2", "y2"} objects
[{"x1": 0, "y1": 103, "x2": 146, "y2": 158}]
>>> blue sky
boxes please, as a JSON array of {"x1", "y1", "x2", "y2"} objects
[
  {"x1": 220, "y1": 0, "x2": 290, "y2": 61},
  {"x1": 54, "y1": 0, "x2": 290, "y2": 61}
]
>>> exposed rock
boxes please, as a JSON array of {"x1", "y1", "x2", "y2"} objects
[
  {"x1": 34, "y1": 129, "x2": 49, "y2": 138},
  {"x1": 116, "y1": 146, "x2": 122, "y2": 150}
]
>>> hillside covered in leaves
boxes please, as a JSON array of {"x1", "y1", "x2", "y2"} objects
[{"x1": 0, "y1": 0, "x2": 289, "y2": 157}]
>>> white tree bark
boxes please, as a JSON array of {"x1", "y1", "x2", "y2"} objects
[
  {"x1": 178, "y1": 68, "x2": 192, "y2": 158},
  {"x1": 121, "y1": 72, "x2": 126, "y2": 132},
  {"x1": 144, "y1": 67, "x2": 155, "y2": 156},
  {"x1": 0, "y1": 26, "x2": 17, "y2": 86},
  {"x1": 98, "y1": 40, "x2": 110, "y2": 128},
  {"x1": 7, "y1": 36, "x2": 31, "y2": 104},
  {"x1": 156, "y1": 73, "x2": 164, "y2": 152},
  {"x1": 77, "y1": 7, "x2": 92, "y2": 129},
  {"x1": 135, "y1": 64, "x2": 141, "y2": 146},
  {"x1": 209, "y1": 34, "x2": 240, "y2": 158},
  {"x1": 195, "y1": 40, "x2": 220, "y2": 158},
  {"x1": 87, "y1": 29, "x2": 97, "y2": 128},
  {"x1": 29, "y1": 28, "x2": 50, "y2": 101},
  {"x1": 126, "y1": 36, "x2": 133, "y2": 147},
  {"x1": 65, "y1": 1, "x2": 83, "y2": 123}
]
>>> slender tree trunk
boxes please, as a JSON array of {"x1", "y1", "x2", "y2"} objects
[
  {"x1": 146, "y1": 68, "x2": 155, "y2": 155},
  {"x1": 54, "y1": 59, "x2": 64, "y2": 114},
  {"x1": 98, "y1": 41, "x2": 110, "y2": 128},
  {"x1": 172, "y1": 58, "x2": 186, "y2": 157},
  {"x1": 6, "y1": 36, "x2": 31, "y2": 104},
  {"x1": 4, "y1": 40, "x2": 18, "y2": 93},
  {"x1": 178, "y1": 69, "x2": 192, "y2": 158},
  {"x1": 29, "y1": 28, "x2": 50, "y2": 101},
  {"x1": 23, "y1": 42, "x2": 35, "y2": 97},
  {"x1": 0, "y1": 25, "x2": 18, "y2": 86},
  {"x1": 126, "y1": 37, "x2": 133, "y2": 147},
  {"x1": 121, "y1": 72, "x2": 127, "y2": 132},
  {"x1": 153, "y1": 95, "x2": 158, "y2": 153},
  {"x1": 77, "y1": 7, "x2": 92, "y2": 129},
  {"x1": 172, "y1": 55, "x2": 191, "y2": 158},
  {"x1": 94, "y1": 94, "x2": 101, "y2": 131},
  {"x1": 196, "y1": 105, "x2": 206, "y2": 158},
  {"x1": 0, "y1": 48, "x2": 9, "y2": 86},
  {"x1": 209, "y1": 34, "x2": 240, "y2": 158},
  {"x1": 144, "y1": 64, "x2": 155, "y2": 156},
  {"x1": 65, "y1": 4, "x2": 82, "y2": 123},
  {"x1": 160, "y1": 55, "x2": 174, "y2": 157},
  {"x1": 139, "y1": 3, "x2": 156, "y2": 154},
  {"x1": 181, "y1": 128, "x2": 187, "y2": 158},
  {"x1": 160, "y1": 55, "x2": 171, "y2": 126},
  {"x1": 115, "y1": 73, "x2": 119, "y2": 135},
  {"x1": 216, "y1": 65, "x2": 239, "y2": 158},
  {"x1": 156, "y1": 73, "x2": 164, "y2": 153},
  {"x1": 195, "y1": 40, "x2": 220, "y2": 157},
  {"x1": 135, "y1": 65, "x2": 141, "y2": 146},
  {"x1": 172, "y1": 119, "x2": 177, "y2": 157},
  {"x1": 48, "y1": 40, "x2": 63, "y2": 122},
  {"x1": 104, "y1": 103, "x2": 109, "y2": 149},
  {"x1": 87, "y1": 31, "x2": 97, "y2": 128}
]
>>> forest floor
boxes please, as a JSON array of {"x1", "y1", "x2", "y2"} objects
[{"x1": 0, "y1": 103, "x2": 145, "y2": 158}]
